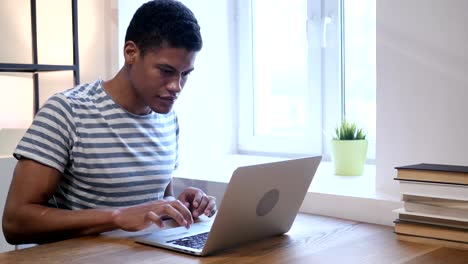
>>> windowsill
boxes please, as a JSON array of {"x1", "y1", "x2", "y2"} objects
[
  {"x1": 174, "y1": 154, "x2": 402, "y2": 226},
  {"x1": 174, "y1": 154, "x2": 379, "y2": 199}
]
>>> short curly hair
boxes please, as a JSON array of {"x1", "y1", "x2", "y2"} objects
[{"x1": 125, "y1": 0, "x2": 202, "y2": 55}]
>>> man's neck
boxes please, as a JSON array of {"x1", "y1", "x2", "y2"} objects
[{"x1": 101, "y1": 68, "x2": 151, "y2": 115}]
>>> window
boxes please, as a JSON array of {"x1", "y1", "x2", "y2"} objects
[
  {"x1": 238, "y1": 0, "x2": 322, "y2": 155},
  {"x1": 238, "y1": 0, "x2": 376, "y2": 160}
]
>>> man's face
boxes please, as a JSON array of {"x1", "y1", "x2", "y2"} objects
[{"x1": 127, "y1": 44, "x2": 197, "y2": 114}]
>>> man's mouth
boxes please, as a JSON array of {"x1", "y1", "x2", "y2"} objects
[{"x1": 157, "y1": 96, "x2": 177, "y2": 102}]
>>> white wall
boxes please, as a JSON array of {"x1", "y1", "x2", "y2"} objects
[
  {"x1": 376, "y1": 0, "x2": 468, "y2": 198},
  {"x1": 0, "y1": 157, "x2": 17, "y2": 253},
  {"x1": 118, "y1": 0, "x2": 237, "y2": 170},
  {"x1": 0, "y1": 129, "x2": 25, "y2": 253}
]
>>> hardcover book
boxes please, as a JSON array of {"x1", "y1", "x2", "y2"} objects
[
  {"x1": 395, "y1": 163, "x2": 468, "y2": 185},
  {"x1": 397, "y1": 180, "x2": 468, "y2": 201},
  {"x1": 396, "y1": 234, "x2": 468, "y2": 250},
  {"x1": 394, "y1": 220, "x2": 468, "y2": 243},
  {"x1": 394, "y1": 208, "x2": 468, "y2": 229},
  {"x1": 403, "y1": 195, "x2": 468, "y2": 219}
]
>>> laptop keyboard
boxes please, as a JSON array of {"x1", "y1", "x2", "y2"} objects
[{"x1": 166, "y1": 232, "x2": 210, "y2": 250}]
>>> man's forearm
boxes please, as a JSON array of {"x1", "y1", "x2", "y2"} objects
[{"x1": 3, "y1": 204, "x2": 119, "y2": 245}]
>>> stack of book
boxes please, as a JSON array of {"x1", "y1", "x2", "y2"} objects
[{"x1": 393, "y1": 163, "x2": 468, "y2": 249}]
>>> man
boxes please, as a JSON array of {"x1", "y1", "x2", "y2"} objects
[{"x1": 2, "y1": 0, "x2": 216, "y2": 245}]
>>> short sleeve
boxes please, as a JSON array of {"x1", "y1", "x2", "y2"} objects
[
  {"x1": 174, "y1": 114, "x2": 179, "y2": 170},
  {"x1": 13, "y1": 94, "x2": 76, "y2": 173}
]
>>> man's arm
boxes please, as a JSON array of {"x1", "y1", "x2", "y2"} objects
[{"x1": 2, "y1": 159, "x2": 193, "y2": 245}]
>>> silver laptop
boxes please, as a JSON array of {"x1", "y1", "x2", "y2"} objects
[{"x1": 135, "y1": 156, "x2": 322, "y2": 256}]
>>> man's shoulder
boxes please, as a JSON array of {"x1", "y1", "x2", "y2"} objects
[
  {"x1": 49, "y1": 79, "x2": 114, "y2": 114},
  {"x1": 61, "y1": 80, "x2": 103, "y2": 101}
]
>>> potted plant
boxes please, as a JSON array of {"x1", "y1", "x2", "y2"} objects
[{"x1": 331, "y1": 120, "x2": 368, "y2": 175}]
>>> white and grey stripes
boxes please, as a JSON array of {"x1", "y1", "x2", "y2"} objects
[{"x1": 14, "y1": 80, "x2": 178, "y2": 210}]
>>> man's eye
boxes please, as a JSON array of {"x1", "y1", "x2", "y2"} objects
[
  {"x1": 182, "y1": 71, "x2": 191, "y2": 77},
  {"x1": 159, "y1": 68, "x2": 173, "y2": 75}
]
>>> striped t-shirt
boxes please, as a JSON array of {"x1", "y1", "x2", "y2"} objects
[{"x1": 14, "y1": 79, "x2": 179, "y2": 210}]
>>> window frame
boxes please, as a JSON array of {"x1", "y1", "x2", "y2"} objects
[
  {"x1": 237, "y1": 0, "x2": 343, "y2": 158},
  {"x1": 237, "y1": 0, "x2": 336, "y2": 155}
]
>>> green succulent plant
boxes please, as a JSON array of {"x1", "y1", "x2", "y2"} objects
[{"x1": 333, "y1": 119, "x2": 367, "y2": 140}]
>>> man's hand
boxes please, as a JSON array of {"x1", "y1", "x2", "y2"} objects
[
  {"x1": 112, "y1": 199, "x2": 193, "y2": 231},
  {"x1": 177, "y1": 187, "x2": 217, "y2": 218}
]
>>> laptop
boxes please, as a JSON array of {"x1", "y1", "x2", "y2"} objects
[{"x1": 135, "y1": 156, "x2": 322, "y2": 256}]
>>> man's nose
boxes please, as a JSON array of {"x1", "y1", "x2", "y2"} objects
[{"x1": 168, "y1": 76, "x2": 182, "y2": 93}]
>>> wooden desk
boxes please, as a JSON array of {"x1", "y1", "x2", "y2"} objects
[{"x1": 0, "y1": 213, "x2": 466, "y2": 264}]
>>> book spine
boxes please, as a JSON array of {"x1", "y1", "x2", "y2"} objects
[
  {"x1": 394, "y1": 222, "x2": 468, "y2": 243},
  {"x1": 398, "y1": 181, "x2": 468, "y2": 201},
  {"x1": 404, "y1": 202, "x2": 468, "y2": 219}
]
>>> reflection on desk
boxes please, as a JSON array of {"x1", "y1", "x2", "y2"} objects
[{"x1": 0, "y1": 213, "x2": 466, "y2": 264}]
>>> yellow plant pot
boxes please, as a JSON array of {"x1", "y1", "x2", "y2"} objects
[{"x1": 331, "y1": 140, "x2": 368, "y2": 176}]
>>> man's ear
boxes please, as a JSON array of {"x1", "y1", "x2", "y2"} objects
[{"x1": 123, "y1": 41, "x2": 139, "y2": 65}]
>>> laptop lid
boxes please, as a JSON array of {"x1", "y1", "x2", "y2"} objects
[
  {"x1": 135, "y1": 156, "x2": 322, "y2": 256},
  {"x1": 201, "y1": 156, "x2": 321, "y2": 255}
]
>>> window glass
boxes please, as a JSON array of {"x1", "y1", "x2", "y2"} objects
[{"x1": 252, "y1": 0, "x2": 310, "y2": 137}]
